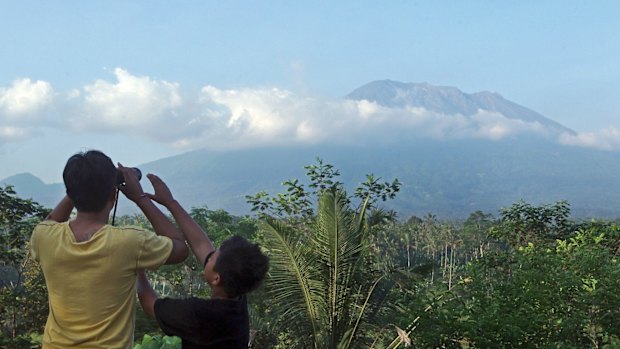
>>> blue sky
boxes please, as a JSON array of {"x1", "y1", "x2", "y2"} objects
[{"x1": 1, "y1": 1, "x2": 619, "y2": 183}]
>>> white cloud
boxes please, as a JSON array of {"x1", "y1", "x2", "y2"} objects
[
  {"x1": 559, "y1": 127, "x2": 620, "y2": 151},
  {"x1": 0, "y1": 126, "x2": 30, "y2": 141},
  {"x1": 468, "y1": 111, "x2": 547, "y2": 140},
  {"x1": 0, "y1": 78, "x2": 54, "y2": 144},
  {"x1": 0, "y1": 78, "x2": 54, "y2": 116},
  {"x1": 333, "y1": 102, "x2": 549, "y2": 142},
  {"x1": 73, "y1": 68, "x2": 182, "y2": 134},
  {"x1": 1, "y1": 68, "x2": 615, "y2": 154},
  {"x1": 201, "y1": 86, "x2": 293, "y2": 137}
]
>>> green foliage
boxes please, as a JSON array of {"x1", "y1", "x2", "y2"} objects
[
  {"x1": 6, "y1": 170, "x2": 620, "y2": 349},
  {"x1": 0, "y1": 185, "x2": 48, "y2": 345},
  {"x1": 353, "y1": 174, "x2": 400, "y2": 211},
  {"x1": 491, "y1": 200, "x2": 573, "y2": 247},
  {"x1": 0, "y1": 331, "x2": 42, "y2": 349},
  {"x1": 407, "y1": 211, "x2": 620, "y2": 348},
  {"x1": 0, "y1": 185, "x2": 47, "y2": 264},
  {"x1": 133, "y1": 334, "x2": 181, "y2": 349},
  {"x1": 462, "y1": 210, "x2": 494, "y2": 259},
  {"x1": 251, "y1": 160, "x2": 410, "y2": 348},
  {"x1": 246, "y1": 157, "x2": 401, "y2": 222}
]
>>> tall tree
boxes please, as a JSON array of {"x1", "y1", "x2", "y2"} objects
[
  {"x1": 491, "y1": 200, "x2": 573, "y2": 247},
  {"x1": 248, "y1": 160, "x2": 411, "y2": 348},
  {"x1": 0, "y1": 185, "x2": 48, "y2": 347},
  {"x1": 260, "y1": 188, "x2": 404, "y2": 348}
]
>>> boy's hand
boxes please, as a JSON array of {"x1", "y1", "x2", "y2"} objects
[{"x1": 145, "y1": 174, "x2": 176, "y2": 207}]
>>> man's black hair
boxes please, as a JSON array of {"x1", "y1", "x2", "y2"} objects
[
  {"x1": 63, "y1": 150, "x2": 117, "y2": 212},
  {"x1": 214, "y1": 235, "x2": 269, "y2": 298}
]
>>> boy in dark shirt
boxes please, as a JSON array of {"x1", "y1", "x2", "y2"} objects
[{"x1": 137, "y1": 174, "x2": 269, "y2": 349}]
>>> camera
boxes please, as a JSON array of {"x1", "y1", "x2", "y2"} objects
[{"x1": 116, "y1": 167, "x2": 142, "y2": 186}]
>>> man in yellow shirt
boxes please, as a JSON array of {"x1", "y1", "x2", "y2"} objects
[{"x1": 30, "y1": 150, "x2": 189, "y2": 348}]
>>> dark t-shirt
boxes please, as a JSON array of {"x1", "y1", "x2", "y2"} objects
[{"x1": 154, "y1": 296, "x2": 249, "y2": 349}]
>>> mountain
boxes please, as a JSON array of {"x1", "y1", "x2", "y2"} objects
[
  {"x1": 8, "y1": 140, "x2": 620, "y2": 220},
  {"x1": 137, "y1": 141, "x2": 620, "y2": 219},
  {"x1": 1, "y1": 173, "x2": 65, "y2": 207},
  {"x1": 346, "y1": 80, "x2": 575, "y2": 135},
  {"x1": 3, "y1": 80, "x2": 620, "y2": 219}
]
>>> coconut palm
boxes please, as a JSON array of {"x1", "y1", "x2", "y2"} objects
[{"x1": 258, "y1": 187, "x2": 404, "y2": 348}]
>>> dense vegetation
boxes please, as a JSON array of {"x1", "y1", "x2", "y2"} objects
[{"x1": 1, "y1": 160, "x2": 619, "y2": 348}]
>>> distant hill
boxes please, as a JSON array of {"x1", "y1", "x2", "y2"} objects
[
  {"x1": 3, "y1": 80, "x2": 620, "y2": 220},
  {"x1": 0, "y1": 173, "x2": 64, "y2": 207}
]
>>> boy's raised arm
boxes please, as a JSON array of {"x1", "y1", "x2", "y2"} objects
[
  {"x1": 136, "y1": 269, "x2": 157, "y2": 319},
  {"x1": 145, "y1": 174, "x2": 214, "y2": 265}
]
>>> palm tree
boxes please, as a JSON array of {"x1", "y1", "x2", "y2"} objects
[{"x1": 259, "y1": 187, "x2": 402, "y2": 348}]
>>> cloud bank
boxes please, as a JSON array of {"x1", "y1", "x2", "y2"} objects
[
  {"x1": 0, "y1": 68, "x2": 617, "y2": 152},
  {"x1": 558, "y1": 127, "x2": 620, "y2": 151},
  {"x1": 0, "y1": 78, "x2": 54, "y2": 141}
]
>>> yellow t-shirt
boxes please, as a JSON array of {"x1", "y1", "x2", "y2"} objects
[{"x1": 30, "y1": 220, "x2": 173, "y2": 349}]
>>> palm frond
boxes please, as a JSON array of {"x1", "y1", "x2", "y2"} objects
[
  {"x1": 259, "y1": 217, "x2": 325, "y2": 345},
  {"x1": 341, "y1": 274, "x2": 388, "y2": 349},
  {"x1": 311, "y1": 188, "x2": 368, "y2": 346}
]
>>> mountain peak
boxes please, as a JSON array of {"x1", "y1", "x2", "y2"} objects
[
  {"x1": 346, "y1": 80, "x2": 574, "y2": 135},
  {"x1": 1, "y1": 172, "x2": 46, "y2": 187}
]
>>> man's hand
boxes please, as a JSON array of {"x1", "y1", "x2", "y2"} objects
[
  {"x1": 145, "y1": 174, "x2": 176, "y2": 207},
  {"x1": 117, "y1": 163, "x2": 146, "y2": 203}
]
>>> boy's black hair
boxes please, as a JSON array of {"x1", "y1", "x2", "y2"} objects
[
  {"x1": 214, "y1": 235, "x2": 269, "y2": 298},
  {"x1": 63, "y1": 150, "x2": 117, "y2": 212}
]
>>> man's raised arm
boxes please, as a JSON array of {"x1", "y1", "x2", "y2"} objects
[
  {"x1": 117, "y1": 165, "x2": 189, "y2": 264},
  {"x1": 45, "y1": 195, "x2": 74, "y2": 222}
]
